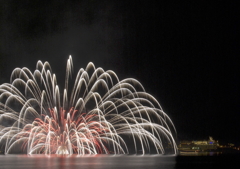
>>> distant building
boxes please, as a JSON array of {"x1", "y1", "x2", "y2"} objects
[{"x1": 178, "y1": 137, "x2": 218, "y2": 152}]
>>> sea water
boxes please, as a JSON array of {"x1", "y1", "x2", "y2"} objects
[{"x1": 0, "y1": 153, "x2": 238, "y2": 169}]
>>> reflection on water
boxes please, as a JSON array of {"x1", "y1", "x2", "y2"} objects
[
  {"x1": 0, "y1": 154, "x2": 176, "y2": 169},
  {"x1": 179, "y1": 151, "x2": 222, "y2": 156}
]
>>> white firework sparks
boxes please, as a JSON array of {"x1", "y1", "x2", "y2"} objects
[{"x1": 0, "y1": 56, "x2": 177, "y2": 155}]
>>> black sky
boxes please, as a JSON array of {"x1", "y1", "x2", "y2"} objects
[{"x1": 0, "y1": 1, "x2": 239, "y2": 145}]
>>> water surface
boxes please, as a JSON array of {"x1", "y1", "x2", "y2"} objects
[
  {"x1": 0, "y1": 154, "x2": 176, "y2": 169},
  {"x1": 1, "y1": 153, "x2": 238, "y2": 169}
]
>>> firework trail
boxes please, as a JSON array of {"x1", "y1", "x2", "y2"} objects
[{"x1": 0, "y1": 56, "x2": 177, "y2": 155}]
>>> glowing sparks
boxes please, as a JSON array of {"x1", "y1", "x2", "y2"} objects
[{"x1": 0, "y1": 56, "x2": 177, "y2": 155}]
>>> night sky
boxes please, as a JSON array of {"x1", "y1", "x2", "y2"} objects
[{"x1": 0, "y1": 1, "x2": 239, "y2": 145}]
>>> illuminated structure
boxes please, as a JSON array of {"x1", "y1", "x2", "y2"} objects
[
  {"x1": 0, "y1": 56, "x2": 177, "y2": 155},
  {"x1": 178, "y1": 137, "x2": 218, "y2": 151}
]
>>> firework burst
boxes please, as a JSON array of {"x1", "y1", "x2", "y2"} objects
[{"x1": 0, "y1": 56, "x2": 177, "y2": 155}]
